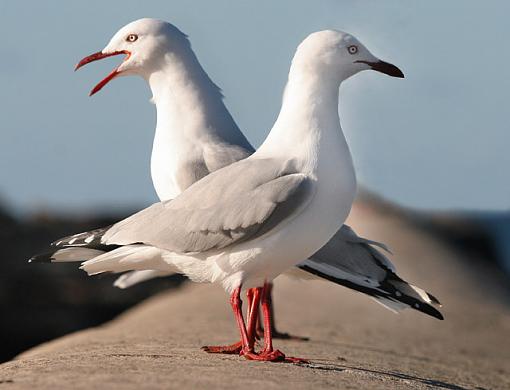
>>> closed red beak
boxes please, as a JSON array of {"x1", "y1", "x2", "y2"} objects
[{"x1": 75, "y1": 50, "x2": 131, "y2": 96}]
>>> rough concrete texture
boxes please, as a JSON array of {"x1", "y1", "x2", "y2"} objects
[{"x1": 1, "y1": 203, "x2": 509, "y2": 389}]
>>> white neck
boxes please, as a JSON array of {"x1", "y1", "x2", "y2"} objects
[
  {"x1": 257, "y1": 61, "x2": 349, "y2": 174},
  {"x1": 146, "y1": 48, "x2": 242, "y2": 145},
  {"x1": 144, "y1": 42, "x2": 252, "y2": 200}
]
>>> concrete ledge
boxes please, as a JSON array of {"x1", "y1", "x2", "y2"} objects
[{"x1": 1, "y1": 206, "x2": 509, "y2": 389}]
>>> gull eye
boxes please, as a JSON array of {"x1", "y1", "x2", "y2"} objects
[
  {"x1": 126, "y1": 34, "x2": 138, "y2": 43},
  {"x1": 347, "y1": 45, "x2": 358, "y2": 55}
]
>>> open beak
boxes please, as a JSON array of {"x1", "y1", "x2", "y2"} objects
[
  {"x1": 356, "y1": 60, "x2": 404, "y2": 78},
  {"x1": 75, "y1": 50, "x2": 131, "y2": 96}
]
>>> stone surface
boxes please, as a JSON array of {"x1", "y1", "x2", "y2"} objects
[
  {"x1": 0, "y1": 207, "x2": 183, "y2": 362},
  {"x1": 1, "y1": 203, "x2": 509, "y2": 389}
]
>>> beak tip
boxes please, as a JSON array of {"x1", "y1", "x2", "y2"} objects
[
  {"x1": 89, "y1": 85, "x2": 102, "y2": 96},
  {"x1": 377, "y1": 62, "x2": 405, "y2": 79},
  {"x1": 74, "y1": 60, "x2": 86, "y2": 72},
  {"x1": 356, "y1": 60, "x2": 405, "y2": 79}
]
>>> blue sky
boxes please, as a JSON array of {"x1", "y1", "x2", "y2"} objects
[{"x1": 0, "y1": 1, "x2": 509, "y2": 214}]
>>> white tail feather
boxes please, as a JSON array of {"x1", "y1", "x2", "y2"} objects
[
  {"x1": 114, "y1": 270, "x2": 174, "y2": 289},
  {"x1": 51, "y1": 248, "x2": 105, "y2": 262},
  {"x1": 371, "y1": 296, "x2": 408, "y2": 313},
  {"x1": 81, "y1": 245, "x2": 174, "y2": 276}
]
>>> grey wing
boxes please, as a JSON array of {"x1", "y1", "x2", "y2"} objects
[
  {"x1": 175, "y1": 143, "x2": 253, "y2": 192},
  {"x1": 298, "y1": 225, "x2": 443, "y2": 320},
  {"x1": 301, "y1": 225, "x2": 395, "y2": 283},
  {"x1": 102, "y1": 158, "x2": 315, "y2": 253},
  {"x1": 174, "y1": 159, "x2": 210, "y2": 193},
  {"x1": 336, "y1": 224, "x2": 392, "y2": 254},
  {"x1": 203, "y1": 142, "x2": 253, "y2": 172},
  {"x1": 334, "y1": 225, "x2": 394, "y2": 271}
]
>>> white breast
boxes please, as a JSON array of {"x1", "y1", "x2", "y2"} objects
[
  {"x1": 150, "y1": 123, "x2": 203, "y2": 201},
  {"x1": 217, "y1": 125, "x2": 356, "y2": 291},
  {"x1": 150, "y1": 139, "x2": 181, "y2": 201}
]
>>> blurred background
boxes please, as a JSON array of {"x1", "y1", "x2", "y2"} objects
[{"x1": 0, "y1": 0, "x2": 508, "y2": 363}]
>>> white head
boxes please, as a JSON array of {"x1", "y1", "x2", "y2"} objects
[
  {"x1": 75, "y1": 18, "x2": 190, "y2": 95},
  {"x1": 291, "y1": 30, "x2": 404, "y2": 83}
]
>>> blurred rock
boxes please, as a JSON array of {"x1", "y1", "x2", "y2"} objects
[
  {"x1": 358, "y1": 191, "x2": 510, "y2": 277},
  {"x1": 0, "y1": 204, "x2": 184, "y2": 363}
]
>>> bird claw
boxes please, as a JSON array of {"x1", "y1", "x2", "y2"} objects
[
  {"x1": 201, "y1": 341, "x2": 243, "y2": 354},
  {"x1": 242, "y1": 349, "x2": 285, "y2": 362},
  {"x1": 281, "y1": 355, "x2": 310, "y2": 364},
  {"x1": 242, "y1": 349, "x2": 309, "y2": 363}
]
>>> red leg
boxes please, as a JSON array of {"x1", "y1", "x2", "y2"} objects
[
  {"x1": 245, "y1": 288, "x2": 262, "y2": 346},
  {"x1": 202, "y1": 287, "x2": 261, "y2": 354},
  {"x1": 255, "y1": 296, "x2": 264, "y2": 339},
  {"x1": 256, "y1": 283, "x2": 309, "y2": 341},
  {"x1": 244, "y1": 282, "x2": 309, "y2": 363},
  {"x1": 230, "y1": 286, "x2": 252, "y2": 355}
]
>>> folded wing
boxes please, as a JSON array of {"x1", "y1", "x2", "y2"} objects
[
  {"x1": 102, "y1": 158, "x2": 315, "y2": 253},
  {"x1": 298, "y1": 225, "x2": 443, "y2": 320}
]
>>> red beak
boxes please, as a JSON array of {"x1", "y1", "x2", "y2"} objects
[{"x1": 75, "y1": 50, "x2": 131, "y2": 96}]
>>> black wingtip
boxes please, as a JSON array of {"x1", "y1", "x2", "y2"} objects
[
  {"x1": 413, "y1": 300, "x2": 444, "y2": 320},
  {"x1": 426, "y1": 305, "x2": 444, "y2": 320},
  {"x1": 28, "y1": 252, "x2": 54, "y2": 263},
  {"x1": 427, "y1": 292, "x2": 442, "y2": 306},
  {"x1": 299, "y1": 264, "x2": 445, "y2": 320}
]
